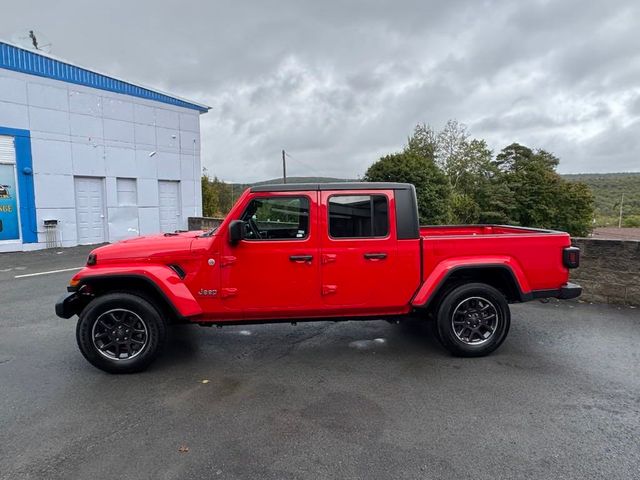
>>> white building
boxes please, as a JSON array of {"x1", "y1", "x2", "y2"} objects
[{"x1": 0, "y1": 40, "x2": 209, "y2": 252}]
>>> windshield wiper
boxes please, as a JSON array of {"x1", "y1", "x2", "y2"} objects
[{"x1": 199, "y1": 227, "x2": 219, "y2": 238}]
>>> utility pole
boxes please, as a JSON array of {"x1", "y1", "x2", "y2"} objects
[
  {"x1": 618, "y1": 193, "x2": 624, "y2": 228},
  {"x1": 282, "y1": 149, "x2": 287, "y2": 184}
]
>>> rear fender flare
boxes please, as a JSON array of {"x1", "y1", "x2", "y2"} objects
[{"x1": 411, "y1": 257, "x2": 530, "y2": 308}]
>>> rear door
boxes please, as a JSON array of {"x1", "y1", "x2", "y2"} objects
[{"x1": 320, "y1": 190, "x2": 399, "y2": 313}]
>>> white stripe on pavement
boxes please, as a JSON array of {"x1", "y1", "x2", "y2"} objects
[{"x1": 14, "y1": 267, "x2": 83, "y2": 279}]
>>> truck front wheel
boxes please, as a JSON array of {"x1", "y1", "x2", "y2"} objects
[
  {"x1": 435, "y1": 283, "x2": 510, "y2": 357},
  {"x1": 76, "y1": 293, "x2": 167, "y2": 373}
]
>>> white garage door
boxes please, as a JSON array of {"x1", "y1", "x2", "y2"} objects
[
  {"x1": 75, "y1": 177, "x2": 105, "y2": 244},
  {"x1": 158, "y1": 180, "x2": 180, "y2": 232}
]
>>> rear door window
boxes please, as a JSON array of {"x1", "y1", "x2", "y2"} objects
[{"x1": 328, "y1": 195, "x2": 389, "y2": 238}]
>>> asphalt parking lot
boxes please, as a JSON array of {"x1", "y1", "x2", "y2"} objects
[{"x1": 0, "y1": 246, "x2": 638, "y2": 480}]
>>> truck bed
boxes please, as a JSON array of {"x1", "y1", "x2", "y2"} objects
[
  {"x1": 420, "y1": 225, "x2": 560, "y2": 237},
  {"x1": 419, "y1": 225, "x2": 572, "y2": 293}
]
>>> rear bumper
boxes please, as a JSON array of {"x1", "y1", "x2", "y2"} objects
[
  {"x1": 529, "y1": 282, "x2": 582, "y2": 301},
  {"x1": 557, "y1": 282, "x2": 582, "y2": 300},
  {"x1": 55, "y1": 292, "x2": 81, "y2": 319}
]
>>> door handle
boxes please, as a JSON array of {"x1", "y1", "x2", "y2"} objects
[
  {"x1": 322, "y1": 284, "x2": 337, "y2": 295},
  {"x1": 322, "y1": 253, "x2": 337, "y2": 264},
  {"x1": 364, "y1": 252, "x2": 387, "y2": 260},
  {"x1": 290, "y1": 255, "x2": 313, "y2": 263}
]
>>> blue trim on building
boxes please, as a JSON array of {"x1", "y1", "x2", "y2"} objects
[
  {"x1": 0, "y1": 41, "x2": 209, "y2": 113},
  {"x1": 0, "y1": 126, "x2": 37, "y2": 243}
]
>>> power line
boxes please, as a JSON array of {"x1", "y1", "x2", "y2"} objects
[{"x1": 283, "y1": 151, "x2": 325, "y2": 178}]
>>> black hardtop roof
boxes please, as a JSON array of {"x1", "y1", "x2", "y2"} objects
[{"x1": 250, "y1": 182, "x2": 414, "y2": 193}]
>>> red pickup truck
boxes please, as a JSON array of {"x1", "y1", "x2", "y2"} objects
[{"x1": 56, "y1": 182, "x2": 581, "y2": 373}]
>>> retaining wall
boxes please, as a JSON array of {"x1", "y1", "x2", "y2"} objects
[
  {"x1": 571, "y1": 238, "x2": 640, "y2": 306},
  {"x1": 187, "y1": 216, "x2": 224, "y2": 231}
]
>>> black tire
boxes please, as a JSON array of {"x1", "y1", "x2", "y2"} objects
[
  {"x1": 435, "y1": 283, "x2": 510, "y2": 357},
  {"x1": 76, "y1": 293, "x2": 167, "y2": 373}
]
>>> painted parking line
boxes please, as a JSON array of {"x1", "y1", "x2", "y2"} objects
[{"x1": 14, "y1": 267, "x2": 83, "y2": 279}]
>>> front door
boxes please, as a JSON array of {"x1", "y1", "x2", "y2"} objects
[
  {"x1": 320, "y1": 190, "x2": 398, "y2": 315},
  {"x1": 220, "y1": 192, "x2": 320, "y2": 319},
  {"x1": 75, "y1": 176, "x2": 106, "y2": 245}
]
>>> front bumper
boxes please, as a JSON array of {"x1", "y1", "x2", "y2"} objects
[
  {"x1": 55, "y1": 292, "x2": 81, "y2": 319},
  {"x1": 557, "y1": 282, "x2": 582, "y2": 300}
]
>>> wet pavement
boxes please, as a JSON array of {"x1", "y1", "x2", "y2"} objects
[{"x1": 0, "y1": 246, "x2": 638, "y2": 479}]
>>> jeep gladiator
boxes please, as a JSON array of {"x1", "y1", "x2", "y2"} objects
[{"x1": 56, "y1": 182, "x2": 581, "y2": 373}]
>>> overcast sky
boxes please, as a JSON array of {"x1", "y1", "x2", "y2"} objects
[{"x1": 2, "y1": 0, "x2": 639, "y2": 182}]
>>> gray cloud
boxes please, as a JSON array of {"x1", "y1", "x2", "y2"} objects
[{"x1": 2, "y1": 0, "x2": 639, "y2": 181}]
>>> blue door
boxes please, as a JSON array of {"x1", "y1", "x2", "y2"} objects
[{"x1": 0, "y1": 162, "x2": 19, "y2": 241}]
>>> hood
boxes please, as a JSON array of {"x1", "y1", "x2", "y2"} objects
[{"x1": 89, "y1": 231, "x2": 204, "y2": 264}]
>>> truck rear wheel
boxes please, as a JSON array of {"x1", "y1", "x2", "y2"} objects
[
  {"x1": 76, "y1": 293, "x2": 167, "y2": 373},
  {"x1": 435, "y1": 283, "x2": 510, "y2": 357}
]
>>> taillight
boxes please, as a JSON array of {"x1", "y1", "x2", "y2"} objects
[{"x1": 563, "y1": 247, "x2": 580, "y2": 269}]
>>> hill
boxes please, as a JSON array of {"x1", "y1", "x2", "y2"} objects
[
  {"x1": 230, "y1": 176, "x2": 354, "y2": 192},
  {"x1": 563, "y1": 173, "x2": 640, "y2": 226},
  {"x1": 252, "y1": 176, "x2": 354, "y2": 186}
]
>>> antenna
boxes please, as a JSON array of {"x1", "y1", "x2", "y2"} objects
[{"x1": 13, "y1": 30, "x2": 52, "y2": 53}]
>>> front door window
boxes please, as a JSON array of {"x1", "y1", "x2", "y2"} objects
[{"x1": 240, "y1": 196, "x2": 310, "y2": 240}]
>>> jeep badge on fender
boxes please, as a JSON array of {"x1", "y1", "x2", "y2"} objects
[{"x1": 198, "y1": 289, "x2": 217, "y2": 296}]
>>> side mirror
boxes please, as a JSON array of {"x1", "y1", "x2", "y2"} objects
[{"x1": 228, "y1": 220, "x2": 245, "y2": 244}]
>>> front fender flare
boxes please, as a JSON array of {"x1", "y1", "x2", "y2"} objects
[{"x1": 71, "y1": 265, "x2": 203, "y2": 318}]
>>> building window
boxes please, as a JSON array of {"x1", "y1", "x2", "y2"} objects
[
  {"x1": 116, "y1": 178, "x2": 137, "y2": 206},
  {"x1": 240, "y1": 196, "x2": 310, "y2": 240},
  {"x1": 329, "y1": 194, "x2": 389, "y2": 238}
]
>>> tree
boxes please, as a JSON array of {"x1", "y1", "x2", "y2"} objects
[
  {"x1": 450, "y1": 192, "x2": 480, "y2": 224},
  {"x1": 406, "y1": 123, "x2": 438, "y2": 161},
  {"x1": 365, "y1": 124, "x2": 594, "y2": 235},
  {"x1": 436, "y1": 119, "x2": 469, "y2": 171},
  {"x1": 201, "y1": 169, "x2": 234, "y2": 217},
  {"x1": 476, "y1": 179, "x2": 515, "y2": 224},
  {"x1": 554, "y1": 182, "x2": 594, "y2": 237},
  {"x1": 492, "y1": 143, "x2": 593, "y2": 236},
  {"x1": 364, "y1": 131, "x2": 451, "y2": 224},
  {"x1": 429, "y1": 122, "x2": 496, "y2": 224},
  {"x1": 446, "y1": 139, "x2": 493, "y2": 191},
  {"x1": 201, "y1": 169, "x2": 219, "y2": 217}
]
